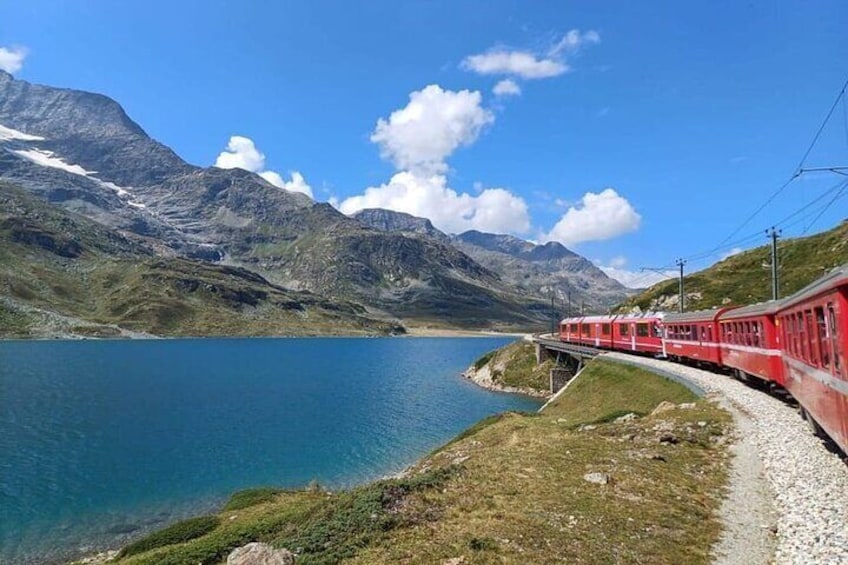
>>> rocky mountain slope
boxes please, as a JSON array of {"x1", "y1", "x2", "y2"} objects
[
  {"x1": 617, "y1": 219, "x2": 848, "y2": 312},
  {"x1": 0, "y1": 182, "x2": 401, "y2": 338},
  {"x1": 352, "y1": 208, "x2": 633, "y2": 313},
  {"x1": 451, "y1": 230, "x2": 633, "y2": 312},
  {"x1": 0, "y1": 70, "x2": 550, "y2": 331}
]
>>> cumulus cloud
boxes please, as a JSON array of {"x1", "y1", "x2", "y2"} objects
[
  {"x1": 339, "y1": 171, "x2": 530, "y2": 235},
  {"x1": 493, "y1": 79, "x2": 521, "y2": 97},
  {"x1": 214, "y1": 135, "x2": 313, "y2": 198},
  {"x1": 544, "y1": 188, "x2": 641, "y2": 246},
  {"x1": 461, "y1": 29, "x2": 600, "y2": 80},
  {"x1": 370, "y1": 84, "x2": 494, "y2": 174},
  {"x1": 215, "y1": 135, "x2": 265, "y2": 171},
  {"x1": 0, "y1": 46, "x2": 28, "y2": 74}
]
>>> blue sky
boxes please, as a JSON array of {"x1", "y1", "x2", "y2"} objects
[{"x1": 1, "y1": 1, "x2": 847, "y2": 287}]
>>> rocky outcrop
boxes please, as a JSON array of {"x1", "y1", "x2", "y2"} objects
[
  {"x1": 352, "y1": 208, "x2": 450, "y2": 243},
  {"x1": 227, "y1": 542, "x2": 295, "y2": 565}
]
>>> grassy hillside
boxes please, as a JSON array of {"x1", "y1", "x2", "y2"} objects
[
  {"x1": 467, "y1": 340, "x2": 554, "y2": 394},
  {"x1": 619, "y1": 219, "x2": 848, "y2": 312},
  {"x1": 0, "y1": 183, "x2": 402, "y2": 338},
  {"x1": 104, "y1": 359, "x2": 731, "y2": 565}
]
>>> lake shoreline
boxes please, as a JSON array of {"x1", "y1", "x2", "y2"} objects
[{"x1": 1, "y1": 336, "x2": 538, "y2": 565}]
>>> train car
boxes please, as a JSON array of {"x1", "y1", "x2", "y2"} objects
[
  {"x1": 775, "y1": 263, "x2": 848, "y2": 454},
  {"x1": 559, "y1": 315, "x2": 616, "y2": 349},
  {"x1": 717, "y1": 302, "x2": 784, "y2": 387},
  {"x1": 663, "y1": 308, "x2": 733, "y2": 365},
  {"x1": 610, "y1": 313, "x2": 665, "y2": 355}
]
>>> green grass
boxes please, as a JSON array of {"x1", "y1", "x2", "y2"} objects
[
  {"x1": 544, "y1": 358, "x2": 698, "y2": 424},
  {"x1": 0, "y1": 182, "x2": 402, "y2": 338},
  {"x1": 118, "y1": 468, "x2": 458, "y2": 565},
  {"x1": 223, "y1": 488, "x2": 287, "y2": 512},
  {"x1": 470, "y1": 340, "x2": 553, "y2": 393},
  {"x1": 117, "y1": 359, "x2": 732, "y2": 565},
  {"x1": 118, "y1": 516, "x2": 221, "y2": 558}
]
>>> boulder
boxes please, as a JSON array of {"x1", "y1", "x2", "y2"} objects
[{"x1": 227, "y1": 542, "x2": 295, "y2": 565}]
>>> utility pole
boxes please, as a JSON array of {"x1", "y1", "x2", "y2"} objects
[
  {"x1": 550, "y1": 289, "x2": 555, "y2": 336},
  {"x1": 766, "y1": 227, "x2": 781, "y2": 300},
  {"x1": 676, "y1": 259, "x2": 687, "y2": 313}
]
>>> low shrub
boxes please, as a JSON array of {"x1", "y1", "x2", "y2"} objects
[{"x1": 118, "y1": 515, "x2": 220, "y2": 558}]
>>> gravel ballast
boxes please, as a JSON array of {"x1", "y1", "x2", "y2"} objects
[{"x1": 604, "y1": 352, "x2": 848, "y2": 565}]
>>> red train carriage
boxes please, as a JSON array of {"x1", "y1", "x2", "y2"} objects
[
  {"x1": 663, "y1": 308, "x2": 732, "y2": 365},
  {"x1": 560, "y1": 313, "x2": 664, "y2": 354},
  {"x1": 560, "y1": 315, "x2": 616, "y2": 348},
  {"x1": 717, "y1": 302, "x2": 784, "y2": 387},
  {"x1": 611, "y1": 313, "x2": 664, "y2": 354},
  {"x1": 776, "y1": 263, "x2": 848, "y2": 454}
]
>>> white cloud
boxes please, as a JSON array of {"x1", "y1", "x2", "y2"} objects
[
  {"x1": 548, "y1": 29, "x2": 601, "y2": 57},
  {"x1": 544, "y1": 188, "x2": 641, "y2": 246},
  {"x1": 214, "y1": 135, "x2": 312, "y2": 198},
  {"x1": 493, "y1": 79, "x2": 521, "y2": 97},
  {"x1": 260, "y1": 170, "x2": 313, "y2": 198},
  {"x1": 215, "y1": 135, "x2": 266, "y2": 172},
  {"x1": 600, "y1": 266, "x2": 674, "y2": 289},
  {"x1": 594, "y1": 256, "x2": 673, "y2": 289},
  {"x1": 370, "y1": 84, "x2": 494, "y2": 174},
  {"x1": 720, "y1": 247, "x2": 744, "y2": 260},
  {"x1": 462, "y1": 29, "x2": 600, "y2": 80},
  {"x1": 0, "y1": 46, "x2": 28, "y2": 74},
  {"x1": 339, "y1": 171, "x2": 530, "y2": 235},
  {"x1": 462, "y1": 50, "x2": 567, "y2": 79}
]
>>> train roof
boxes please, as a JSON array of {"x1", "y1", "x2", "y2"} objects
[
  {"x1": 664, "y1": 307, "x2": 731, "y2": 323},
  {"x1": 718, "y1": 300, "x2": 782, "y2": 320},
  {"x1": 559, "y1": 312, "x2": 665, "y2": 325},
  {"x1": 777, "y1": 262, "x2": 848, "y2": 310}
]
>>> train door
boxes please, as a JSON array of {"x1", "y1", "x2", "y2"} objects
[
  {"x1": 827, "y1": 301, "x2": 847, "y2": 451},
  {"x1": 630, "y1": 322, "x2": 636, "y2": 350},
  {"x1": 594, "y1": 323, "x2": 601, "y2": 347}
]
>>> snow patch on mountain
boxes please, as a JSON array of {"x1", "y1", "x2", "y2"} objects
[{"x1": 0, "y1": 122, "x2": 44, "y2": 142}]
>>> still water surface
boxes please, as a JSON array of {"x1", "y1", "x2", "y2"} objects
[{"x1": 0, "y1": 337, "x2": 539, "y2": 563}]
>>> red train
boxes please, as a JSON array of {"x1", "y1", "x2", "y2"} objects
[{"x1": 559, "y1": 262, "x2": 848, "y2": 455}]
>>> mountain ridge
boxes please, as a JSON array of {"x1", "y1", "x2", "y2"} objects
[{"x1": 0, "y1": 70, "x2": 623, "y2": 334}]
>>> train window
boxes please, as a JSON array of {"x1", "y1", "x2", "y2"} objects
[
  {"x1": 707, "y1": 326, "x2": 713, "y2": 342},
  {"x1": 582, "y1": 324, "x2": 591, "y2": 336},
  {"x1": 797, "y1": 312, "x2": 807, "y2": 361},
  {"x1": 570, "y1": 323, "x2": 578, "y2": 333},
  {"x1": 619, "y1": 324, "x2": 629, "y2": 337},
  {"x1": 602, "y1": 323, "x2": 610, "y2": 336},
  {"x1": 700, "y1": 326, "x2": 707, "y2": 342},
  {"x1": 816, "y1": 307, "x2": 829, "y2": 369},
  {"x1": 636, "y1": 323, "x2": 649, "y2": 337},
  {"x1": 805, "y1": 310, "x2": 818, "y2": 366},
  {"x1": 752, "y1": 322, "x2": 760, "y2": 348}
]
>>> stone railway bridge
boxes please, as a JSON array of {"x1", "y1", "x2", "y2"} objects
[{"x1": 532, "y1": 333, "x2": 601, "y2": 393}]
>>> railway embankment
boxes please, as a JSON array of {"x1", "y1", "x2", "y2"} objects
[
  {"x1": 97, "y1": 357, "x2": 735, "y2": 564},
  {"x1": 605, "y1": 352, "x2": 848, "y2": 564}
]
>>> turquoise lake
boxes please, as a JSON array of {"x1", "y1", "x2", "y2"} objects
[{"x1": 0, "y1": 337, "x2": 540, "y2": 564}]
